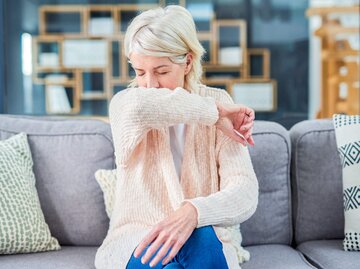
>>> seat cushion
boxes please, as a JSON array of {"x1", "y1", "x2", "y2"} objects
[
  {"x1": 297, "y1": 240, "x2": 360, "y2": 269},
  {"x1": 0, "y1": 246, "x2": 97, "y2": 269},
  {"x1": 241, "y1": 244, "x2": 316, "y2": 269}
]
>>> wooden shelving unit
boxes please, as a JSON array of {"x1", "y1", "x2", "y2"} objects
[
  {"x1": 307, "y1": 5, "x2": 360, "y2": 118},
  {"x1": 33, "y1": 2, "x2": 277, "y2": 115}
]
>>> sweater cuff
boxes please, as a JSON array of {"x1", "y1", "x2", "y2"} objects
[{"x1": 181, "y1": 197, "x2": 216, "y2": 228}]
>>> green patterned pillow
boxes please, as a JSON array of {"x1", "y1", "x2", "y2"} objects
[
  {"x1": 95, "y1": 169, "x2": 117, "y2": 218},
  {"x1": 0, "y1": 133, "x2": 61, "y2": 254},
  {"x1": 333, "y1": 114, "x2": 360, "y2": 251}
]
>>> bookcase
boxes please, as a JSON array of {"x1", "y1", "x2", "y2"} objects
[
  {"x1": 33, "y1": 2, "x2": 277, "y2": 116},
  {"x1": 307, "y1": 5, "x2": 360, "y2": 118}
]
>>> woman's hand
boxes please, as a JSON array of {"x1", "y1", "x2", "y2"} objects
[
  {"x1": 134, "y1": 202, "x2": 198, "y2": 267},
  {"x1": 215, "y1": 101, "x2": 255, "y2": 146}
]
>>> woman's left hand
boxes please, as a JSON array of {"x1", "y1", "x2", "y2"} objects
[
  {"x1": 215, "y1": 101, "x2": 255, "y2": 146},
  {"x1": 134, "y1": 202, "x2": 198, "y2": 267}
]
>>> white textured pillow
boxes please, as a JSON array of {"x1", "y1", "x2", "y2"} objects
[
  {"x1": 95, "y1": 169, "x2": 117, "y2": 218},
  {"x1": 333, "y1": 114, "x2": 360, "y2": 251},
  {"x1": 0, "y1": 133, "x2": 61, "y2": 254}
]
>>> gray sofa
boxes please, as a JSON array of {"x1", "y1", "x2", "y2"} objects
[{"x1": 0, "y1": 114, "x2": 359, "y2": 269}]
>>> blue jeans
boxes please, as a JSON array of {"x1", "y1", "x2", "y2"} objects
[{"x1": 126, "y1": 226, "x2": 229, "y2": 269}]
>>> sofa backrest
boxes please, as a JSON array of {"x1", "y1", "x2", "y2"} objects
[
  {"x1": 242, "y1": 121, "x2": 292, "y2": 246},
  {"x1": 290, "y1": 119, "x2": 344, "y2": 245},
  {"x1": 0, "y1": 114, "x2": 114, "y2": 246}
]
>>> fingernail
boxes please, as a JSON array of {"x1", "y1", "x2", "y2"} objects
[{"x1": 141, "y1": 258, "x2": 145, "y2": 264}]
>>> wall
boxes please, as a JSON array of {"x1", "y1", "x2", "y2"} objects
[
  {"x1": 3, "y1": 0, "x2": 33, "y2": 114},
  {"x1": 0, "y1": 0, "x2": 5, "y2": 113}
]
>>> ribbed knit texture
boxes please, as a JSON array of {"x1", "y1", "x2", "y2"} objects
[{"x1": 94, "y1": 85, "x2": 259, "y2": 269}]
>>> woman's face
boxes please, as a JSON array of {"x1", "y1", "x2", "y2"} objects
[{"x1": 129, "y1": 53, "x2": 192, "y2": 90}]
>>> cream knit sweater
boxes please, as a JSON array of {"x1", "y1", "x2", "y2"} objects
[{"x1": 94, "y1": 85, "x2": 259, "y2": 269}]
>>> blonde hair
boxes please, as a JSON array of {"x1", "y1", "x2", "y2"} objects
[{"x1": 124, "y1": 5, "x2": 205, "y2": 91}]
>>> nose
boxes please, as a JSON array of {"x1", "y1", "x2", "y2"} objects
[{"x1": 145, "y1": 74, "x2": 160, "y2": 88}]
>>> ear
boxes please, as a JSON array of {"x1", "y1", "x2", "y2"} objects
[{"x1": 184, "y1": 53, "x2": 193, "y2": 75}]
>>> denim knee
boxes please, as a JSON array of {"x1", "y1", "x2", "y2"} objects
[
  {"x1": 180, "y1": 226, "x2": 228, "y2": 269},
  {"x1": 163, "y1": 262, "x2": 184, "y2": 269},
  {"x1": 185, "y1": 226, "x2": 223, "y2": 251}
]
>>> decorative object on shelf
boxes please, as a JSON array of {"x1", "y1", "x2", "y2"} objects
[
  {"x1": 46, "y1": 85, "x2": 72, "y2": 114},
  {"x1": 307, "y1": 5, "x2": 360, "y2": 118},
  {"x1": 33, "y1": 1, "x2": 277, "y2": 115},
  {"x1": 89, "y1": 17, "x2": 114, "y2": 36}
]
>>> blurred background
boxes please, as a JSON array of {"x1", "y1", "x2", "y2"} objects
[{"x1": 0, "y1": 0, "x2": 358, "y2": 129}]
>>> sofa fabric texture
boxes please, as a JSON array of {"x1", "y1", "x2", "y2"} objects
[
  {"x1": 290, "y1": 119, "x2": 344, "y2": 245},
  {"x1": 298, "y1": 240, "x2": 360, "y2": 269},
  {"x1": 0, "y1": 114, "x2": 358, "y2": 268},
  {"x1": 242, "y1": 121, "x2": 292, "y2": 246}
]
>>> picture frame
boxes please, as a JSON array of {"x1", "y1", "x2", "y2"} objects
[
  {"x1": 229, "y1": 79, "x2": 277, "y2": 112},
  {"x1": 62, "y1": 39, "x2": 108, "y2": 68}
]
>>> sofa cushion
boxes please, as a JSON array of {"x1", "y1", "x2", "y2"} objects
[
  {"x1": 290, "y1": 119, "x2": 344, "y2": 245},
  {"x1": 0, "y1": 133, "x2": 60, "y2": 254},
  {"x1": 297, "y1": 240, "x2": 360, "y2": 269},
  {"x1": 0, "y1": 115, "x2": 115, "y2": 246},
  {"x1": 333, "y1": 114, "x2": 360, "y2": 251},
  {"x1": 0, "y1": 246, "x2": 97, "y2": 269},
  {"x1": 242, "y1": 244, "x2": 316, "y2": 269},
  {"x1": 242, "y1": 121, "x2": 292, "y2": 246}
]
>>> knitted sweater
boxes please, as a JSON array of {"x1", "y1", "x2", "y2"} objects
[{"x1": 94, "y1": 85, "x2": 259, "y2": 269}]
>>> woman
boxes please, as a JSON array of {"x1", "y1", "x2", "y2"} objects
[{"x1": 95, "y1": 5, "x2": 258, "y2": 269}]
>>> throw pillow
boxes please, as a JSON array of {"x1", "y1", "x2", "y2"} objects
[
  {"x1": 0, "y1": 133, "x2": 61, "y2": 254},
  {"x1": 95, "y1": 169, "x2": 117, "y2": 218},
  {"x1": 333, "y1": 114, "x2": 360, "y2": 251}
]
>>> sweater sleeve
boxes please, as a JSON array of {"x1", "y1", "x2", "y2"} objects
[
  {"x1": 183, "y1": 134, "x2": 259, "y2": 228},
  {"x1": 109, "y1": 87, "x2": 219, "y2": 167}
]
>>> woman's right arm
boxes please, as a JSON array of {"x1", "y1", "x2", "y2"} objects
[{"x1": 109, "y1": 87, "x2": 219, "y2": 167}]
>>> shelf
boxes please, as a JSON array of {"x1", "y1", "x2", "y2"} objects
[
  {"x1": 33, "y1": 3, "x2": 277, "y2": 115},
  {"x1": 306, "y1": 5, "x2": 360, "y2": 17},
  {"x1": 81, "y1": 92, "x2": 108, "y2": 100},
  {"x1": 307, "y1": 5, "x2": 360, "y2": 117}
]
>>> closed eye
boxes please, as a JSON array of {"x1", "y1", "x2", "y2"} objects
[{"x1": 157, "y1": 72, "x2": 169, "y2": 75}]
